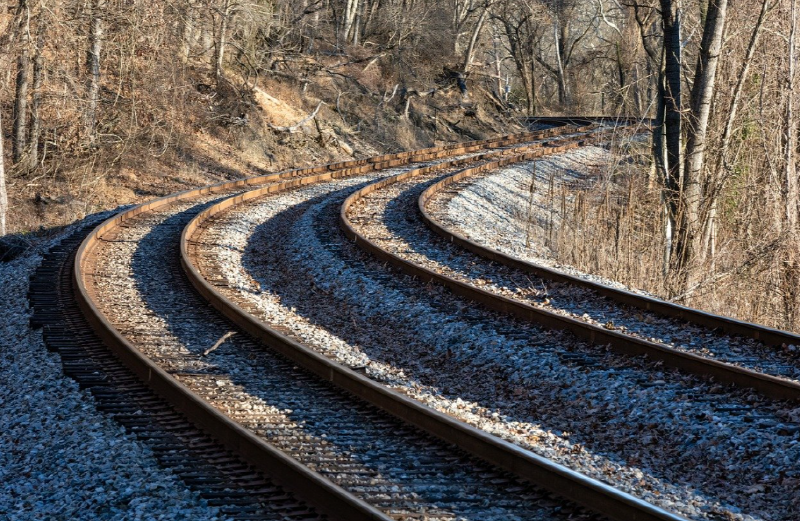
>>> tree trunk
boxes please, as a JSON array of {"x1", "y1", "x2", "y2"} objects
[
  {"x1": 181, "y1": 0, "x2": 195, "y2": 62},
  {"x1": 214, "y1": 0, "x2": 230, "y2": 81},
  {"x1": 716, "y1": 0, "x2": 769, "y2": 175},
  {"x1": 659, "y1": 0, "x2": 682, "y2": 288},
  {"x1": 0, "y1": 111, "x2": 7, "y2": 236},
  {"x1": 681, "y1": 0, "x2": 728, "y2": 290},
  {"x1": 29, "y1": 7, "x2": 45, "y2": 170},
  {"x1": 352, "y1": 0, "x2": 364, "y2": 45},
  {"x1": 654, "y1": 65, "x2": 671, "y2": 277},
  {"x1": 86, "y1": 0, "x2": 104, "y2": 144},
  {"x1": 462, "y1": 5, "x2": 489, "y2": 73},
  {"x1": 342, "y1": 0, "x2": 359, "y2": 44},
  {"x1": 785, "y1": 0, "x2": 799, "y2": 234},
  {"x1": 554, "y1": 19, "x2": 569, "y2": 106},
  {"x1": 13, "y1": 0, "x2": 31, "y2": 164}
]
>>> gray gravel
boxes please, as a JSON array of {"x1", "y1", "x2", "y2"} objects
[
  {"x1": 195, "y1": 170, "x2": 800, "y2": 520},
  {"x1": 424, "y1": 154, "x2": 800, "y2": 380},
  {"x1": 84, "y1": 181, "x2": 593, "y2": 521},
  {"x1": 0, "y1": 220, "x2": 223, "y2": 521}
]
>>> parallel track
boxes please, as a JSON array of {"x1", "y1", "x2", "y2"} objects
[
  {"x1": 29, "y1": 220, "x2": 325, "y2": 521},
  {"x1": 415, "y1": 145, "x2": 800, "y2": 400},
  {"x1": 336, "y1": 123, "x2": 800, "y2": 402},
  {"x1": 64, "y1": 125, "x2": 650, "y2": 520},
  {"x1": 52, "y1": 117, "x2": 799, "y2": 520},
  {"x1": 178, "y1": 123, "x2": 698, "y2": 521}
]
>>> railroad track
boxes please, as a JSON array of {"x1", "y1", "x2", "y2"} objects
[
  {"x1": 32, "y1": 119, "x2": 797, "y2": 520},
  {"x1": 56, "y1": 123, "x2": 649, "y2": 521},
  {"x1": 339, "y1": 119, "x2": 800, "y2": 401},
  {"x1": 29, "y1": 220, "x2": 324, "y2": 520},
  {"x1": 182, "y1": 120, "x2": 794, "y2": 519},
  {"x1": 334, "y1": 126, "x2": 798, "y2": 518},
  {"x1": 416, "y1": 156, "x2": 800, "y2": 399},
  {"x1": 334, "y1": 120, "x2": 800, "y2": 402},
  {"x1": 177, "y1": 120, "x2": 783, "y2": 520}
]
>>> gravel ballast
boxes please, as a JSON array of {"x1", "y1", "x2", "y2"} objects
[
  {"x1": 83, "y1": 181, "x2": 592, "y2": 521},
  {"x1": 194, "y1": 167, "x2": 800, "y2": 520},
  {"x1": 423, "y1": 152, "x2": 800, "y2": 380},
  {"x1": 0, "y1": 223, "x2": 223, "y2": 521}
]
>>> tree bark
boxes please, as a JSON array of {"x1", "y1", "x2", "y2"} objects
[
  {"x1": 0, "y1": 111, "x2": 7, "y2": 236},
  {"x1": 659, "y1": 0, "x2": 682, "y2": 285},
  {"x1": 462, "y1": 4, "x2": 489, "y2": 73},
  {"x1": 716, "y1": 0, "x2": 769, "y2": 175},
  {"x1": 681, "y1": 0, "x2": 728, "y2": 287},
  {"x1": 554, "y1": 19, "x2": 570, "y2": 106},
  {"x1": 342, "y1": 0, "x2": 359, "y2": 44},
  {"x1": 784, "y1": 0, "x2": 799, "y2": 234},
  {"x1": 29, "y1": 6, "x2": 45, "y2": 169},
  {"x1": 214, "y1": 0, "x2": 231, "y2": 81},
  {"x1": 13, "y1": 0, "x2": 31, "y2": 164},
  {"x1": 86, "y1": 0, "x2": 104, "y2": 144},
  {"x1": 181, "y1": 0, "x2": 195, "y2": 62}
]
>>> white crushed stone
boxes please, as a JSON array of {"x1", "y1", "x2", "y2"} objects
[
  {"x1": 426, "y1": 150, "x2": 800, "y2": 379},
  {"x1": 439, "y1": 146, "x2": 640, "y2": 292},
  {"x1": 0, "y1": 222, "x2": 223, "y2": 521},
  {"x1": 198, "y1": 174, "x2": 800, "y2": 521}
]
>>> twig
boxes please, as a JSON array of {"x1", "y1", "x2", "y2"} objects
[{"x1": 202, "y1": 331, "x2": 237, "y2": 356}]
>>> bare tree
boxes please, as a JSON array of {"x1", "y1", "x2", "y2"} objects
[
  {"x1": 493, "y1": 0, "x2": 547, "y2": 115},
  {"x1": 341, "y1": 0, "x2": 360, "y2": 44},
  {"x1": 13, "y1": 0, "x2": 31, "y2": 164},
  {"x1": 462, "y1": 1, "x2": 492, "y2": 72},
  {"x1": 29, "y1": 3, "x2": 46, "y2": 169},
  {"x1": 86, "y1": 0, "x2": 105, "y2": 143},
  {"x1": 679, "y1": 0, "x2": 729, "y2": 290},
  {"x1": 0, "y1": 110, "x2": 7, "y2": 236},
  {"x1": 657, "y1": 0, "x2": 682, "y2": 280},
  {"x1": 784, "y1": 0, "x2": 799, "y2": 234}
]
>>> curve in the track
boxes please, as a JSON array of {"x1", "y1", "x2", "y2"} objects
[{"x1": 181, "y1": 125, "x2": 688, "y2": 521}]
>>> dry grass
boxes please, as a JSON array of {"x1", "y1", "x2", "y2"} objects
[{"x1": 526, "y1": 136, "x2": 800, "y2": 333}]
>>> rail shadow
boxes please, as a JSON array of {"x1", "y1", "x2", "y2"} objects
[
  {"x1": 238, "y1": 181, "x2": 795, "y2": 520},
  {"x1": 128, "y1": 196, "x2": 561, "y2": 520}
]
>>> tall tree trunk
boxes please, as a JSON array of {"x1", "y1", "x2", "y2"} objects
[
  {"x1": 462, "y1": 5, "x2": 489, "y2": 72},
  {"x1": 86, "y1": 0, "x2": 104, "y2": 144},
  {"x1": 0, "y1": 111, "x2": 7, "y2": 236},
  {"x1": 785, "y1": 0, "x2": 799, "y2": 234},
  {"x1": 214, "y1": 0, "x2": 230, "y2": 81},
  {"x1": 352, "y1": 0, "x2": 364, "y2": 45},
  {"x1": 659, "y1": 0, "x2": 682, "y2": 290},
  {"x1": 29, "y1": 6, "x2": 45, "y2": 170},
  {"x1": 13, "y1": 0, "x2": 31, "y2": 164},
  {"x1": 522, "y1": 64, "x2": 536, "y2": 115},
  {"x1": 716, "y1": 0, "x2": 769, "y2": 175},
  {"x1": 554, "y1": 19, "x2": 569, "y2": 106},
  {"x1": 181, "y1": 0, "x2": 195, "y2": 63},
  {"x1": 342, "y1": 0, "x2": 359, "y2": 44},
  {"x1": 654, "y1": 57, "x2": 671, "y2": 277},
  {"x1": 680, "y1": 0, "x2": 728, "y2": 290}
]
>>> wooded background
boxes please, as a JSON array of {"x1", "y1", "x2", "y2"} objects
[{"x1": 2, "y1": 0, "x2": 800, "y2": 331}]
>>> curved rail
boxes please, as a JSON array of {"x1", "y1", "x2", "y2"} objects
[
  {"x1": 180, "y1": 126, "x2": 687, "y2": 521},
  {"x1": 415, "y1": 151, "x2": 800, "y2": 402},
  {"x1": 72, "y1": 127, "x2": 583, "y2": 521}
]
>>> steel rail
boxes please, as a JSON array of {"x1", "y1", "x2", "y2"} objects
[
  {"x1": 73, "y1": 126, "x2": 579, "y2": 521},
  {"x1": 415, "y1": 147, "x2": 800, "y2": 402},
  {"x1": 180, "y1": 126, "x2": 688, "y2": 521},
  {"x1": 420, "y1": 154, "x2": 800, "y2": 349}
]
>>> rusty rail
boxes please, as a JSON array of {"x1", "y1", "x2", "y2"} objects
[
  {"x1": 73, "y1": 125, "x2": 581, "y2": 521},
  {"x1": 179, "y1": 126, "x2": 688, "y2": 521},
  {"x1": 415, "y1": 145, "x2": 800, "y2": 402}
]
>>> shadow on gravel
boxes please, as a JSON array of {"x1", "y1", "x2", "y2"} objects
[
  {"x1": 127, "y1": 195, "x2": 570, "y2": 520},
  {"x1": 239, "y1": 182, "x2": 796, "y2": 521}
]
